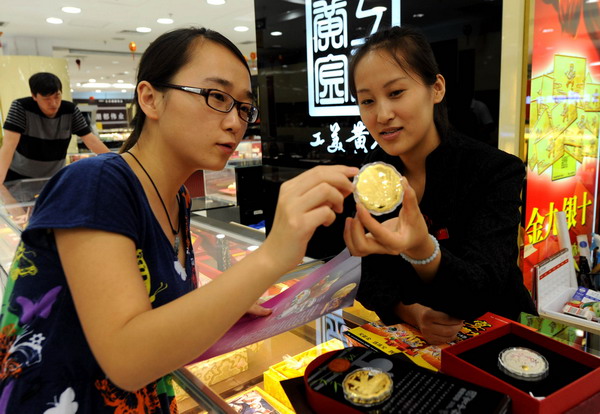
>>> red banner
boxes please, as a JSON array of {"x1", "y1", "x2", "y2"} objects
[{"x1": 523, "y1": 0, "x2": 600, "y2": 290}]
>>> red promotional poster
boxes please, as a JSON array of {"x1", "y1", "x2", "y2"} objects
[{"x1": 523, "y1": 0, "x2": 600, "y2": 290}]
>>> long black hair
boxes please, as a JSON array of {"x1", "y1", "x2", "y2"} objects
[
  {"x1": 120, "y1": 27, "x2": 250, "y2": 153},
  {"x1": 349, "y1": 26, "x2": 449, "y2": 138}
]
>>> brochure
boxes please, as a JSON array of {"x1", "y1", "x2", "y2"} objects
[{"x1": 193, "y1": 249, "x2": 361, "y2": 362}]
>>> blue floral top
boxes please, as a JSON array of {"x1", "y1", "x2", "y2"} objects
[{"x1": 0, "y1": 153, "x2": 197, "y2": 413}]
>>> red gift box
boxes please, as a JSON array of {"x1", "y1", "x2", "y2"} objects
[{"x1": 442, "y1": 319, "x2": 600, "y2": 414}]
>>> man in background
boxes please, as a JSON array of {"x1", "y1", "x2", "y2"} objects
[{"x1": 0, "y1": 72, "x2": 110, "y2": 183}]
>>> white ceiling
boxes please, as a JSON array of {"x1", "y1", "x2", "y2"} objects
[{"x1": 0, "y1": 0, "x2": 257, "y2": 96}]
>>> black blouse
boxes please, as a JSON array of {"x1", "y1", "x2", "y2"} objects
[{"x1": 355, "y1": 130, "x2": 537, "y2": 323}]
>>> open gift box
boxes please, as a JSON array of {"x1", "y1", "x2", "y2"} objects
[{"x1": 441, "y1": 319, "x2": 600, "y2": 414}]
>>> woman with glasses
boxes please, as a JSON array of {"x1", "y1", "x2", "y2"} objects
[{"x1": 0, "y1": 27, "x2": 357, "y2": 412}]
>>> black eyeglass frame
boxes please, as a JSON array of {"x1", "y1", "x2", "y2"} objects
[{"x1": 151, "y1": 82, "x2": 259, "y2": 124}]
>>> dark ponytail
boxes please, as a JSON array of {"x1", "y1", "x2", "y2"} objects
[{"x1": 120, "y1": 27, "x2": 250, "y2": 153}]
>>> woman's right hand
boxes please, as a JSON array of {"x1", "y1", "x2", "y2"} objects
[
  {"x1": 260, "y1": 165, "x2": 358, "y2": 273},
  {"x1": 396, "y1": 302, "x2": 464, "y2": 345}
]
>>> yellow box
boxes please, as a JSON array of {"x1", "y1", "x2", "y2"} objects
[{"x1": 263, "y1": 339, "x2": 345, "y2": 410}]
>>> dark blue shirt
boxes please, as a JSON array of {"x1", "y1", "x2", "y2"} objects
[{"x1": 0, "y1": 152, "x2": 196, "y2": 413}]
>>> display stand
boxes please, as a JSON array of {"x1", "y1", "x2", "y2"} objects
[{"x1": 533, "y1": 248, "x2": 600, "y2": 335}]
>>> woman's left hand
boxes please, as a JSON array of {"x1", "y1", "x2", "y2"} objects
[
  {"x1": 246, "y1": 303, "x2": 272, "y2": 317},
  {"x1": 343, "y1": 177, "x2": 430, "y2": 258}
]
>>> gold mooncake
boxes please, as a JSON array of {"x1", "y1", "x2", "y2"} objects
[
  {"x1": 353, "y1": 162, "x2": 403, "y2": 215},
  {"x1": 342, "y1": 367, "x2": 393, "y2": 407}
]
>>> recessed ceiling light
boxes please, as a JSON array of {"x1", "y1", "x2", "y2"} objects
[
  {"x1": 61, "y1": 6, "x2": 81, "y2": 14},
  {"x1": 270, "y1": 31, "x2": 283, "y2": 36},
  {"x1": 88, "y1": 79, "x2": 96, "y2": 83},
  {"x1": 46, "y1": 17, "x2": 63, "y2": 24},
  {"x1": 95, "y1": 89, "x2": 102, "y2": 93},
  {"x1": 121, "y1": 89, "x2": 127, "y2": 93},
  {"x1": 82, "y1": 83, "x2": 110, "y2": 88},
  {"x1": 117, "y1": 80, "x2": 124, "y2": 83},
  {"x1": 234, "y1": 26, "x2": 249, "y2": 32},
  {"x1": 207, "y1": 0, "x2": 226, "y2": 5},
  {"x1": 157, "y1": 18, "x2": 174, "y2": 24},
  {"x1": 136, "y1": 27, "x2": 152, "y2": 33}
]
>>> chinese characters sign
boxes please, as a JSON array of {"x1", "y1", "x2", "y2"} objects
[
  {"x1": 310, "y1": 120, "x2": 377, "y2": 154},
  {"x1": 305, "y1": 0, "x2": 400, "y2": 117},
  {"x1": 95, "y1": 99, "x2": 129, "y2": 129}
]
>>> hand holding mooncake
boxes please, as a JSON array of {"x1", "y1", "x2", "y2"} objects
[{"x1": 353, "y1": 162, "x2": 404, "y2": 215}]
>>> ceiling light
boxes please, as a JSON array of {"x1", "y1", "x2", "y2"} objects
[
  {"x1": 112, "y1": 83, "x2": 135, "y2": 88},
  {"x1": 61, "y1": 6, "x2": 81, "y2": 14},
  {"x1": 117, "y1": 80, "x2": 124, "y2": 83},
  {"x1": 136, "y1": 27, "x2": 152, "y2": 33},
  {"x1": 157, "y1": 18, "x2": 174, "y2": 24},
  {"x1": 207, "y1": 0, "x2": 226, "y2": 5},
  {"x1": 270, "y1": 31, "x2": 283, "y2": 36},
  {"x1": 413, "y1": 13, "x2": 424, "y2": 18},
  {"x1": 95, "y1": 89, "x2": 102, "y2": 93},
  {"x1": 46, "y1": 17, "x2": 63, "y2": 24},
  {"x1": 121, "y1": 90, "x2": 127, "y2": 93},
  {"x1": 234, "y1": 26, "x2": 249, "y2": 32},
  {"x1": 82, "y1": 83, "x2": 111, "y2": 88},
  {"x1": 88, "y1": 78, "x2": 96, "y2": 83}
]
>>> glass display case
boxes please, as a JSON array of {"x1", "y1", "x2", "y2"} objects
[
  {"x1": 0, "y1": 178, "x2": 50, "y2": 293},
  {"x1": 1, "y1": 180, "x2": 596, "y2": 413},
  {"x1": 179, "y1": 216, "x2": 377, "y2": 413}
]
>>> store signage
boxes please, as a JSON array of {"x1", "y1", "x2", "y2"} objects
[
  {"x1": 95, "y1": 99, "x2": 129, "y2": 129},
  {"x1": 309, "y1": 120, "x2": 377, "y2": 154},
  {"x1": 305, "y1": 0, "x2": 400, "y2": 117}
]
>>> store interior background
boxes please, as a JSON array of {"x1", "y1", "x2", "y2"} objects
[
  {"x1": 0, "y1": 0, "x2": 525, "y2": 255},
  {"x1": 2, "y1": 1, "x2": 600, "y2": 407}
]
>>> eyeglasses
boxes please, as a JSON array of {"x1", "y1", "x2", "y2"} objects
[{"x1": 152, "y1": 82, "x2": 259, "y2": 124}]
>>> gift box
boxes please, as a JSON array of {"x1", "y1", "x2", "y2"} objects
[
  {"x1": 441, "y1": 319, "x2": 600, "y2": 414},
  {"x1": 264, "y1": 339, "x2": 345, "y2": 410},
  {"x1": 303, "y1": 347, "x2": 510, "y2": 414}
]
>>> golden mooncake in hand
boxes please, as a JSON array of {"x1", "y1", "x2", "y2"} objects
[{"x1": 353, "y1": 162, "x2": 403, "y2": 215}]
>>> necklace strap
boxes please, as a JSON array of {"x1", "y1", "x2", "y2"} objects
[{"x1": 126, "y1": 151, "x2": 180, "y2": 236}]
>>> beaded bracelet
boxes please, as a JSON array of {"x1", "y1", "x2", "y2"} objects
[{"x1": 400, "y1": 234, "x2": 440, "y2": 265}]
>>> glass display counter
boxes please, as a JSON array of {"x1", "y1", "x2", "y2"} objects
[
  {"x1": 0, "y1": 180, "x2": 597, "y2": 413},
  {"x1": 0, "y1": 178, "x2": 51, "y2": 294}
]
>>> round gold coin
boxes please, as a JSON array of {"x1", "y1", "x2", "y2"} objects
[
  {"x1": 342, "y1": 367, "x2": 393, "y2": 407},
  {"x1": 353, "y1": 162, "x2": 403, "y2": 215}
]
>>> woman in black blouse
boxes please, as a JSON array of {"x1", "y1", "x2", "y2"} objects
[{"x1": 343, "y1": 26, "x2": 536, "y2": 344}]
